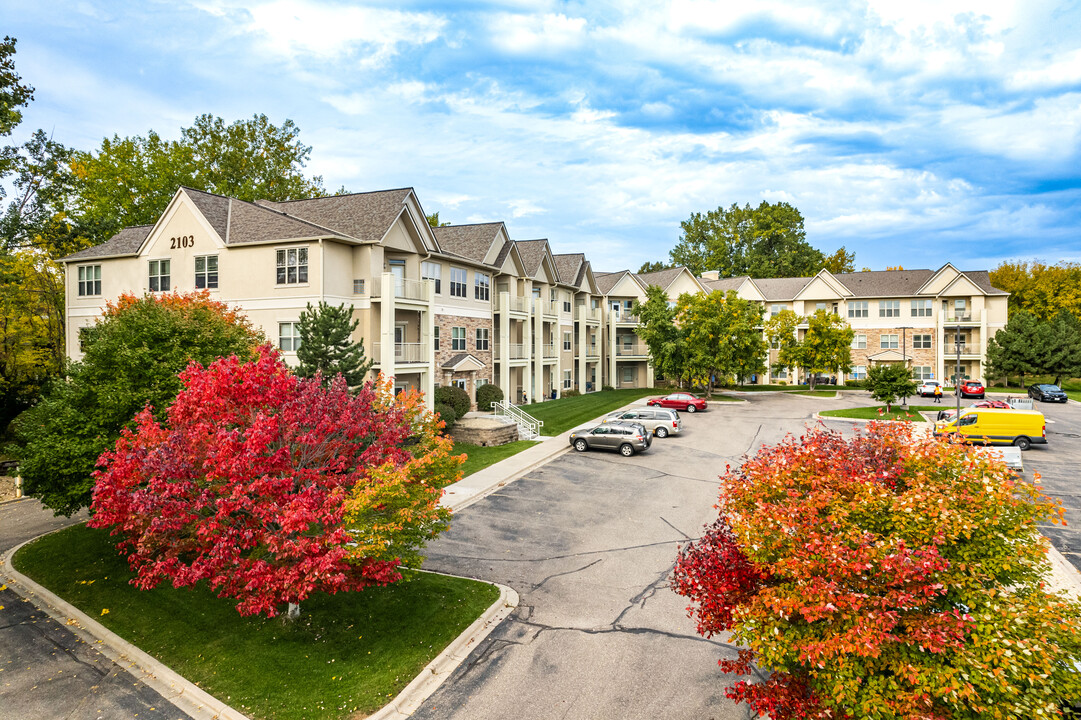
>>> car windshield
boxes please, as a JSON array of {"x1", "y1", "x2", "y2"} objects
[{"x1": 1042, "y1": 385, "x2": 1062, "y2": 391}]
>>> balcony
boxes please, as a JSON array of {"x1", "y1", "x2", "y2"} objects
[
  {"x1": 575, "y1": 306, "x2": 601, "y2": 323},
  {"x1": 368, "y1": 277, "x2": 430, "y2": 303},
  {"x1": 540, "y1": 301, "x2": 558, "y2": 319},
  {"x1": 542, "y1": 343, "x2": 557, "y2": 359},
  {"x1": 497, "y1": 343, "x2": 527, "y2": 360},
  {"x1": 500, "y1": 295, "x2": 529, "y2": 314},
  {"x1": 371, "y1": 342, "x2": 428, "y2": 364},
  {"x1": 942, "y1": 343, "x2": 980, "y2": 357},
  {"x1": 615, "y1": 342, "x2": 650, "y2": 357},
  {"x1": 614, "y1": 313, "x2": 640, "y2": 325}
]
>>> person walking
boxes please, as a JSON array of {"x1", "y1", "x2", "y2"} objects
[{"x1": 934, "y1": 385, "x2": 943, "y2": 403}]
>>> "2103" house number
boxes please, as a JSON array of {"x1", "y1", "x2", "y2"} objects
[{"x1": 170, "y1": 235, "x2": 195, "y2": 249}]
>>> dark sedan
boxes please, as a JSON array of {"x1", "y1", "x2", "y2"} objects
[
  {"x1": 646, "y1": 392, "x2": 707, "y2": 413},
  {"x1": 1028, "y1": 384, "x2": 1069, "y2": 403}
]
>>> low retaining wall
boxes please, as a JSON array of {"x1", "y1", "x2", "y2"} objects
[{"x1": 452, "y1": 417, "x2": 519, "y2": 446}]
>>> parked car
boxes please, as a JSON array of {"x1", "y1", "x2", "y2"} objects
[
  {"x1": 1028, "y1": 383, "x2": 1069, "y2": 403},
  {"x1": 936, "y1": 399, "x2": 1012, "y2": 421},
  {"x1": 646, "y1": 392, "x2": 707, "y2": 413},
  {"x1": 569, "y1": 421, "x2": 652, "y2": 456},
  {"x1": 602, "y1": 408, "x2": 683, "y2": 437},
  {"x1": 934, "y1": 407, "x2": 1047, "y2": 451},
  {"x1": 917, "y1": 380, "x2": 943, "y2": 397},
  {"x1": 959, "y1": 380, "x2": 985, "y2": 398}
]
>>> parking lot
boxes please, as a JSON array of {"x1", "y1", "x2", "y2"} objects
[{"x1": 415, "y1": 390, "x2": 1081, "y2": 718}]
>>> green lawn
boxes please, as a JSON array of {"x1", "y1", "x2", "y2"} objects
[
  {"x1": 453, "y1": 440, "x2": 539, "y2": 476},
  {"x1": 819, "y1": 405, "x2": 940, "y2": 422},
  {"x1": 521, "y1": 387, "x2": 666, "y2": 435},
  {"x1": 790, "y1": 390, "x2": 837, "y2": 398},
  {"x1": 14, "y1": 524, "x2": 500, "y2": 720}
]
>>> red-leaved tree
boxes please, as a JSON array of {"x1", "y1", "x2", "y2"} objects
[
  {"x1": 89, "y1": 347, "x2": 458, "y2": 617},
  {"x1": 672, "y1": 422, "x2": 1081, "y2": 719}
]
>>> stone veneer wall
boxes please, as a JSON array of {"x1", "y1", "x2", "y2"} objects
[
  {"x1": 434, "y1": 313, "x2": 494, "y2": 384},
  {"x1": 850, "y1": 327, "x2": 937, "y2": 370}
]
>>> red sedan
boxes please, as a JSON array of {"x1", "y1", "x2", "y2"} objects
[
  {"x1": 959, "y1": 380, "x2": 985, "y2": 398},
  {"x1": 647, "y1": 392, "x2": 707, "y2": 413}
]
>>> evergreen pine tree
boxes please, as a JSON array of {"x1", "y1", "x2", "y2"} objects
[{"x1": 295, "y1": 302, "x2": 374, "y2": 387}]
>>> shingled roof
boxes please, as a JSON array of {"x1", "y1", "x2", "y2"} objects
[
  {"x1": 62, "y1": 225, "x2": 154, "y2": 261},
  {"x1": 433, "y1": 223, "x2": 503, "y2": 265},
  {"x1": 832, "y1": 270, "x2": 935, "y2": 298},
  {"x1": 700, "y1": 275, "x2": 748, "y2": 292},
  {"x1": 753, "y1": 276, "x2": 815, "y2": 301},
  {"x1": 594, "y1": 270, "x2": 635, "y2": 295},
  {"x1": 633, "y1": 266, "x2": 687, "y2": 291},
  {"x1": 256, "y1": 188, "x2": 414, "y2": 243},
  {"x1": 514, "y1": 239, "x2": 549, "y2": 276},
  {"x1": 553, "y1": 253, "x2": 585, "y2": 286}
]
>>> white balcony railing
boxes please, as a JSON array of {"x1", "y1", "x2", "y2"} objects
[
  {"x1": 368, "y1": 277, "x2": 430, "y2": 302},
  {"x1": 615, "y1": 343, "x2": 649, "y2": 357},
  {"x1": 543, "y1": 343, "x2": 557, "y2": 358},
  {"x1": 576, "y1": 306, "x2": 601, "y2": 322},
  {"x1": 614, "y1": 313, "x2": 640, "y2": 324},
  {"x1": 371, "y1": 342, "x2": 427, "y2": 364}
]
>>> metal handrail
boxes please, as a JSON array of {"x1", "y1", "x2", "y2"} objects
[{"x1": 492, "y1": 400, "x2": 544, "y2": 440}]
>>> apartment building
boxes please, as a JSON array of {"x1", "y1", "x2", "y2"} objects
[
  {"x1": 700, "y1": 266, "x2": 1009, "y2": 384},
  {"x1": 61, "y1": 185, "x2": 1007, "y2": 406}
]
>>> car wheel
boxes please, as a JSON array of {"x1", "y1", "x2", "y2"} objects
[
  {"x1": 573, "y1": 439, "x2": 588, "y2": 452},
  {"x1": 1013, "y1": 436, "x2": 1032, "y2": 451},
  {"x1": 686, "y1": 404, "x2": 697, "y2": 413},
  {"x1": 619, "y1": 443, "x2": 634, "y2": 457},
  {"x1": 655, "y1": 426, "x2": 668, "y2": 438}
]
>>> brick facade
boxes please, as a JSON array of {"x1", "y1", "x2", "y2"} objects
[{"x1": 435, "y1": 313, "x2": 494, "y2": 386}]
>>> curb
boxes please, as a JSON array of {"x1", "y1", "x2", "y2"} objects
[
  {"x1": 368, "y1": 578, "x2": 519, "y2": 719},
  {"x1": 2, "y1": 532, "x2": 252, "y2": 720}
]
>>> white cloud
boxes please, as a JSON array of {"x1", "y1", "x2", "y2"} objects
[{"x1": 488, "y1": 12, "x2": 588, "y2": 53}]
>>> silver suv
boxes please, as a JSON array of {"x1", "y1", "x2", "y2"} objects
[
  {"x1": 601, "y1": 408, "x2": 682, "y2": 438},
  {"x1": 569, "y1": 421, "x2": 652, "y2": 456}
]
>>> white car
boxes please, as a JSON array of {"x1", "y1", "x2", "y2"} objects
[{"x1": 917, "y1": 380, "x2": 942, "y2": 397}]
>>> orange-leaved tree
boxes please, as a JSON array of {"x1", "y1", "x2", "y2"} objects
[{"x1": 672, "y1": 422, "x2": 1081, "y2": 719}]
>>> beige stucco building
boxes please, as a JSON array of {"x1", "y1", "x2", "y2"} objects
[{"x1": 62, "y1": 186, "x2": 1008, "y2": 405}]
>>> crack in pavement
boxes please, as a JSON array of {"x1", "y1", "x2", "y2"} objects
[
  {"x1": 659, "y1": 516, "x2": 691, "y2": 540},
  {"x1": 530, "y1": 558, "x2": 605, "y2": 592},
  {"x1": 427, "y1": 537, "x2": 699, "y2": 565},
  {"x1": 612, "y1": 560, "x2": 674, "y2": 628},
  {"x1": 511, "y1": 617, "x2": 742, "y2": 651}
]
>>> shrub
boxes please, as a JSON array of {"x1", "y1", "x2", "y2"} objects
[
  {"x1": 562, "y1": 388, "x2": 581, "y2": 397},
  {"x1": 434, "y1": 385, "x2": 470, "y2": 418},
  {"x1": 434, "y1": 402, "x2": 457, "y2": 429},
  {"x1": 672, "y1": 423, "x2": 1081, "y2": 719},
  {"x1": 602, "y1": 384, "x2": 614, "y2": 391},
  {"x1": 476, "y1": 383, "x2": 503, "y2": 411},
  {"x1": 14, "y1": 291, "x2": 263, "y2": 516},
  {"x1": 90, "y1": 349, "x2": 459, "y2": 618}
]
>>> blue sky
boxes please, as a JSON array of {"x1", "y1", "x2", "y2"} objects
[{"x1": 5, "y1": 0, "x2": 1081, "y2": 273}]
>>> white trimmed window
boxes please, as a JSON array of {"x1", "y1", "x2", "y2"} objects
[
  {"x1": 276, "y1": 247, "x2": 308, "y2": 285},
  {"x1": 850, "y1": 365, "x2": 867, "y2": 380},
  {"x1": 880, "y1": 334, "x2": 899, "y2": 349},
  {"x1": 851, "y1": 334, "x2": 867, "y2": 349},
  {"x1": 474, "y1": 272, "x2": 490, "y2": 301},
  {"x1": 451, "y1": 326, "x2": 466, "y2": 351},
  {"x1": 848, "y1": 301, "x2": 868, "y2": 318},
  {"x1": 450, "y1": 268, "x2": 467, "y2": 297},
  {"x1": 563, "y1": 300, "x2": 571, "y2": 312},
  {"x1": 771, "y1": 304, "x2": 785, "y2": 317},
  {"x1": 911, "y1": 299, "x2": 932, "y2": 317},
  {"x1": 195, "y1": 255, "x2": 218, "y2": 289},
  {"x1": 913, "y1": 334, "x2": 931, "y2": 349},
  {"x1": 148, "y1": 259, "x2": 171, "y2": 292},
  {"x1": 912, "y1": 366, "x2": 933, "y2": 380},
  {"x1": 476, "y1": 328, "x2": 490, "y2": 350},
  {"x1": 422, "y1": 261, "x2": 441, "y2": 294},
  {"x1": 433, "y1": 326, "x2": 440, "y2": 351},
  {"x1": 879, "y1": 300, "x2": 900, "y2": 318},
  {"x1": 279, "y1": 322, "x2": 301, "y2": 352},
  {"x1": 621, "y1": 366, "x2": 634, "y2": 383},
  {"x1": 77, "y1": 265, "x2": 101, "y2": 296},
  {"x1": 563, "y1": 370, "x2": 572, "y2": 389},
  {"x1": 563, "y1": 331, "x2": 572, "y2": 351}
]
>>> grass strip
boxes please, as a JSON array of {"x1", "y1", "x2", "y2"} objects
[
  {"x1": 453, "y1": 440, "x2": 540, "y2": 476},
  {"x1": 521, "y1": 387, "x2": 666, "y2": 435},
  {"x1": 790, "y1": 390, "x2": 837, "y2": 398},
  {"x1": 819, "y1": 405, "x2": 940, "y2": 422},
  {"x1": 14, "y1": 524, "x2": 499, "y2": 720}
]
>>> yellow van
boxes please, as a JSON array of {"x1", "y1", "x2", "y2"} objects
[{"x1": 933, "y1": 408, "x2": 1047, "y2": 450}]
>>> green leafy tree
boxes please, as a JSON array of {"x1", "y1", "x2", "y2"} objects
[
  {"x1": 669, "y1": 201, "x2": 851, "y2": 278},
  {"x1": 990, "y1": 260, "x2": 1081, "y2": 321},
  {"x1": 70, "y1": 114, "x2": 327, "y2": 243},
  {"x1": 632, "y1": 284, "x2": 685, "y2": 384},
  {"x1": 1, "y1": 129, "x2": 83, "y2": 256},
  {"x1": 764, "y1": 309, "x2": 802, "y2": 380},
  {"x1": 294, "y1": 302, "x2": 373, "y2": 388},
  {"x1": 636, "y1": 260, "x2": 671, "y2": 274},
  {"x1": 822, "y1": 246, "x2": 855, "y2": 274},
  {"x1": 13, "y1": 292, "x2": 263, "y2": 516},
  {"x1": 985, "y1": 310, "x2": 1046, "y2": 387},
  {"x1": 677, "y1": 290, "x2": 767, "y2": 393},
  {"x1": 1042, "y1": 311, "x2": 1081, "y2": 386},
  {"x1": 866, "y1": 362, "x2": 918, "y2": 411},
  {"x1": 798, "y1": 310, "x2": 854, "y2": 389},
  {"x1": 0, "y1": 35, "x2": 35, "y2": 177},
  {"x1": 426, "y1": 212, "x2": 448, "y2": 228}
]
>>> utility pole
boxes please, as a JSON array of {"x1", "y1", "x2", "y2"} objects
[
  {"x1": 900, "y1": 326, "x2": 912, "y2": 406},
  {"x1": 955, "y1": 330, "x2": 962, "y2": 420}
]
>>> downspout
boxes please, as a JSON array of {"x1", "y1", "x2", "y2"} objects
[{"x1": 319, "y1": 238, "x2": 325, "y2": 304}]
